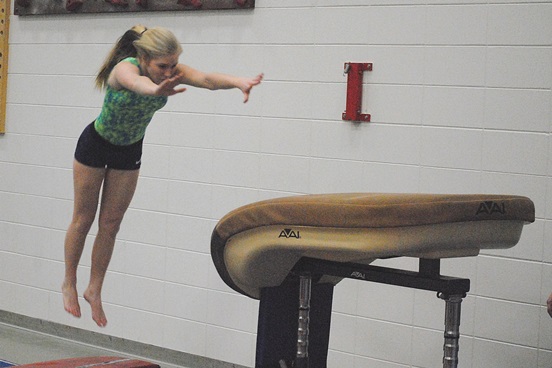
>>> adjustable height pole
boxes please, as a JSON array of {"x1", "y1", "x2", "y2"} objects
[
  {"x1": 439, "y1": 293, "x2": 464, "y2": 368},
  {"x1": 295, "y1": 274, "x2": 312, "y2": 368}
]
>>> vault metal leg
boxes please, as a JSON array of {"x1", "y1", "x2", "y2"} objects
[
  {"x1": 439, "y1": 293, "x2": 464, "y2": 368},
  {"x1": 295, "y1": 274, "x2": 312, "y2": 368}
]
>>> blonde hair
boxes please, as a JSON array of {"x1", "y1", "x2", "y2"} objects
[
  {"x1": 95, "y1": 25, "x2": 182, "y2": 89},
  {"x1": 134, "y1": 27, "x2": 183, "y2": 61}
]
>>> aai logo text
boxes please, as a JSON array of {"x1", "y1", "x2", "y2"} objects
[{"x1": 278, "y1": 228, "x2": 301, "y2": 239}]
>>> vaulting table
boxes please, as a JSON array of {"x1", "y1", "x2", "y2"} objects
[{"x1": 211, "y1": 193, "x2": 535, "y2": 368}]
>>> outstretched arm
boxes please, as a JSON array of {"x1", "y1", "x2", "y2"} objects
[
  {"x1": 176, "y1": 64, "x2": 263, "y2": 103},
  {"x1": 109, "y1": 61, "x2": 187, "y2": 96}
]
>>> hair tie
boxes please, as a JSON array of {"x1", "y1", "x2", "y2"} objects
[{"x1": 140, "y1": 28, "x2": 148, "y2": 36}]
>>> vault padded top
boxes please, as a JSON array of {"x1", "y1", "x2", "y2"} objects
[{"x1": 211, "y1": 193, "x2": 535, "y2": 299}]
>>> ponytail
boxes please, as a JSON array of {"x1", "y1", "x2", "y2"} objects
[{"x1": 95, "y1": 24, "x2": 147, "y2": 90}]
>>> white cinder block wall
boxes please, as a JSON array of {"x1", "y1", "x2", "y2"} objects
[{"x1": 0, "y1": 1, "x2": 551, "y2": 367}]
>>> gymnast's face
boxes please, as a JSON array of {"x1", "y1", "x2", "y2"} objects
[{"x1": 142, "y1": 54, "x2": 179, "y2": 85}]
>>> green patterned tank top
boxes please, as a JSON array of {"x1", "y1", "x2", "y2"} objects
[{"x1": 94, "y1": 57, "x2": 168, "y2": 145}]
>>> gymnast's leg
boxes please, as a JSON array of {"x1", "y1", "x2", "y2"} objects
[
  {"x1": 83, "y1": 167, "x2": 139, "y2": 327},
  {"x1": 62, "y1": 160, "x2": 105, "y2": 320}
]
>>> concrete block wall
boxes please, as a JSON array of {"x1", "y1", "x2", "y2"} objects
[{"x1": 0, "y1": 1, "x2": 551, "y2": 367}]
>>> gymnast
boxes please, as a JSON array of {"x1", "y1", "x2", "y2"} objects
[{"x1": 62, "y1": 24, "x2": 263, "y2": 327}]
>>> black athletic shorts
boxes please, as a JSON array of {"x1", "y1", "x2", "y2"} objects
[{"x1": 74, "y1": 122, "x2": 143, "y2": 170}]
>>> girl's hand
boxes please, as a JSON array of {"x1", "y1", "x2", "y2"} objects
[
  {"x1": 155, "y1": 75, "x2": 187, "y2": 96},
  {"x1": 240, "y1": 73, "x2": 264, "y2": 103}
]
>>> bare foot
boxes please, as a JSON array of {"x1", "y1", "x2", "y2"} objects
[
  {"x1": 84, "y1": 288, "x2": 108, "y2": 327},
  {"x1": 62, "y1": 282, "x2": 82, "y2": 318}
]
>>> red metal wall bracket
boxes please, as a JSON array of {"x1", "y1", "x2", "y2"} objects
[{"x1": 342, "y1": 62, "x2": 373, "y2": 122}]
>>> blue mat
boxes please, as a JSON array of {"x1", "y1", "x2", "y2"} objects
[{"x1": 0, "y1": 360, "x2": 15, "y2": 367}]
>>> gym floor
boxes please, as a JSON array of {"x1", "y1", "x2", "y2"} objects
[{"x1": 0, "y1": 322, "x2": 184, "y2": 368}]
